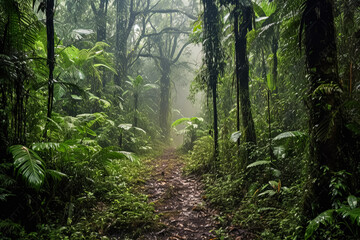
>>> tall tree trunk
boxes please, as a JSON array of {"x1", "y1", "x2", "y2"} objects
[
  {"x1": 91, "y1": 0, "x2": 108, "y2": 42},
  {"x1": 302, "y1": 0, "x2": 344, "y2": 218},
  {"x1": 202, "y1": 0, "x2": 222, "y2": 161},
  {"x1": 271, "y1": 36, "x2": 278, "y2": 93},
  {"x1": 134, "y1": 92, "x2": 138, "y2": 127},
  {"x1": 159, "y1": 58, "x2": 171, "y2": 139},
  {"x1": 115, "y1": 0, "x2": 129, "y2": 88},
  {"x1": 98, "y1": 0, "x2": 108, "y2": 42},
  {"x1": 234, "y1": 4, "x2": 240, "y2": 148},
  {"x1": 239, "y1": 6, "x2": 256, "y2": 145},
  {"x1": 45, "y1": 0, "x2": 55, "y2": 138}
]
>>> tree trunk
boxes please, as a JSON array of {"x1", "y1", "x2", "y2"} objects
[
  {"x1": 234, "y1": 5, "x2": 240, "y2": 148},
  {"x1": 92, "y1": 0, "x2": 108, "y2": 42},
  {"x1": 239, "y1": 6, "x2": 256, "y2": 145},
  {"x1": 271, "y1": 36, "x2": 278, "y2": 93},
  {"x1": 159, "y1": 58, "x2": 171, "y2": 139},
  {"x1": 96, "y1": 0, "x2": 108, "y2": 42},
  {"x1": 45, "y1": 0, "x2": 55, "y2": 138},
  {"x1": 202, "y1": 0, "x2": 222, "y2": 161},
  {"x1": 134, "y1": 92, "x2": 138, "y2": 128},
  {"x1": 115, "y1": 0, "x2": 129, "y2": 88},
  {"x1": 302, "y1": 0, "x2": 344, "y2": 218}
]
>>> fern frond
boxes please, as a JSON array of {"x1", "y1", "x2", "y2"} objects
[
  {"x1": 0, "y1": 219, "x2": 24, "y2": 236},
  {"x1": 312, "y1": 83, "x2": 343, "y2": 97}
]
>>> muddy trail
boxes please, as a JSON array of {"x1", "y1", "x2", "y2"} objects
[{"x1": 140, "y1": 148, "x2": 253, "y2": 240}]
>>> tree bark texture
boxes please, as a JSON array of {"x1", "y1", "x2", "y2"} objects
[
  {"x1": 159, "y1": 58, "x2": 171, "y2": 138},
  {"x1": 234, "y1": 5, "x2": 241, "y2": 148},
  {"x1": 46, "y1": 0, "x2": 55, "y2": 127},
  {"x1": 238, "y1": 6, "x2": 256, "y2": 145},
  {"x1": 272, "y1": 36, "x2": 278, "y2": 93},
  {"x1": 92, "y1": 0, "x2": 108, "y2": 42},
  {"x1": 134, "y1": 92, "x2": 138, "y2": 128},
  {"x1": 202, "y1": 0, "x2": 222, "y2": 161},
  {"x1": 115, "y1": 0, "x2": 129, "y2": 88},
  {"x1": 302, "y1": 0, "x2": 344, "y2": 218}
]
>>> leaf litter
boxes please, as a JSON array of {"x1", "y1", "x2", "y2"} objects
[{"x1": 139, "y1": 148, "x2": 217, "y2": 239}]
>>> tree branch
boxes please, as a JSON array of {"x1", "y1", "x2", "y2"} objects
[
  {"x1": 149, "y1": 9, "x2": 197, "y2": 20},
  {"x1": 143, "y1": 27, "x2": 189, "y2": 38},
  {"x1": 139, "y1": 53, "x2": 164, "y2": 60},
  {"x1": 172, "y1": 41, "x2": 191, "y2": 64},
  {"x1": 90, "y1": 2, "x2": 97, "y2": 15}
]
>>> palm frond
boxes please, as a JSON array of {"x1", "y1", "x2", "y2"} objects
[
  {"x1": 273, "y1": 131, "x2": 307, "y2": 141},
  {"x1": 9, "y1": 145, "x2": 46, "y2": 190},
  {"x1": 312, "y1": 83, "x2": 343, "y2": 97}
]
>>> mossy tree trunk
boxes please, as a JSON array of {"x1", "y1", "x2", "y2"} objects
[
  {"x1": 238, "y1": 5, "x2": 256, "y2": 145},
  {"x1": 159, "y1": 58, "x2": 171, "y2": 138},
  {"x1": 302, "y1": 0, "x2": 345, "y2": 218},
  {"x1": 45, "y1": 0, "x2": 55, "y2": 139},
  {"x1": 91, "y1": 0, "x2": 108, "y2": 42},
  {"x1": 202, "y1": 0, "x2": 222, "y2": 161}
]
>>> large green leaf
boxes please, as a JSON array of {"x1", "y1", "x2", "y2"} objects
[
  {"x1": 119, "y1": 151, "x2": 140, "y2": 164},
  {"x1": 93, "y1": 63, "x2": 117, "y2": 75},
  {"x1": 267, "y1": 73, "x2": 276, "y2": 91},
  {"x1": 273, "y1": 131, "x2": 306, "y2": 141},
  {"x1": 172, "y1": 117, "x2": 191, "y2": 127},
  {"x1": 118, "y1": 123, "x2": 132, "y2": 131},
  {"x1": 47, "y1": 169, "x2": 67, "y2": 182},
  {"x1": 143, "y1": 83, "x2": 159, "y2": 91},
  {"x1": 247, "y1": 160, "x2": 271, "y2": 168},
  {"x1": 337, "y1": 206, "x2": 360, "y2": 225},
  {"x1": 172, "y1": 117, "x2": 203, "y2": 127},
  {"x1": 253, "y1": 1, "x2": 267, "y2": 17},
  {"x1": 32, "y1": 142, "x2": 69, "y2": 153},
  {"x1": 305, "y1": 210, "x2": 334, "y2": 240},
  {"x1": 348, "y1": 195, "x2": 358, "y2": 209},
  {"x1": 134, "y1": 127, "x2": 147, "y2": 134},
  {"x1": 230, "y1": 131, "x2": 242, "y2": 142},
  {"x1": 9, "y1": 145, "x2": 46, "y2": 190},
  {"x1": 135, "y1": 75, "x2": 143, "y2": 87},
  {"x1": 273, "y1": 146, "x2": 286, "y2": 159},
  {"x1": 312, "y1": 83, "x2": 343, "y2": 97}
]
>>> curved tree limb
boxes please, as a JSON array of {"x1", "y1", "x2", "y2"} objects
[{"x1": 172, "y1": 41, "x2": 191, "y2": 64}]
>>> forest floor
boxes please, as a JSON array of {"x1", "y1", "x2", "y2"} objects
[
  {"x1": 139, "y1": 148, "x2": 253, "y2": 240},
  {"x1": 139, "y1": 148, "x2": 218, "y2": 239}
]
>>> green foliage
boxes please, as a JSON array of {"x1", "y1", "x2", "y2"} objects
[
  {"x1": 246, "y1": 160, "x2": 271, "y2": 168},
  {"x1": 304, "y1": 169, "x2": 360, "y2": 239},
  {"x1": 184, "y1": 136, "x2": 214, "y2": 174},
  {"x1": 1, "y1": 0, "x2": 359, "y2": 239},
  {"x1": 172, "y1": 117, "x2": 205, "y2": 151},
  {"x1": 0, "y1": 219, "x2": 26, "y2": 240},
  {"x1": 9, "y1": 145, "x2": 46, "y2": 190},
  {"x1": 305, "y1": 200, "x2": 360, "y2": 239},
  {"x1": 273, "y1": 131, "x2": 307, "y2": 141},
  {"x1": 229, "y1": 131, "x2": 241, "y2": 143}
]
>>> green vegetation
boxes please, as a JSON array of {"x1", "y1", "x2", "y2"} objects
[{"x1": 1, "y1": 0, "x2": 360, "y2": 239}]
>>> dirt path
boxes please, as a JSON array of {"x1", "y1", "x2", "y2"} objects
[{"x1": 140, "y1": 148, "x2": 217, "y2": 240}]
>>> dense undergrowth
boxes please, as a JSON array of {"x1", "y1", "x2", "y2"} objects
[
  {"x1": 1, "y1": 149, "x2": 157, "y2": 239},
  {"x1": 1, "y1": 0, "x2": 360, "y2": 239},
  {"x1": 0, "y1": 112, "x2": 160, "y2": 239},
  {"x1": 182, "y1": 131, "x2": 360, "y2": 239}
]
